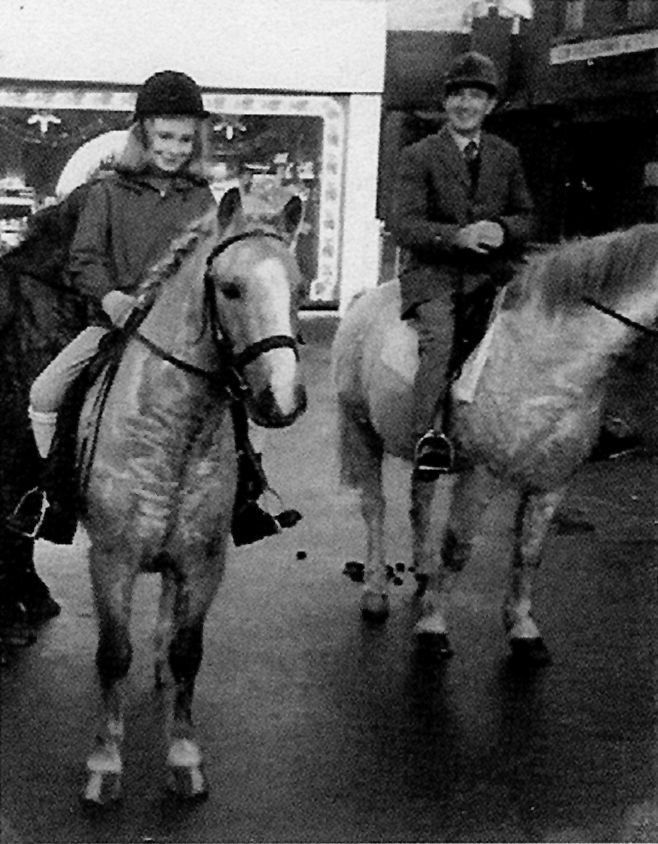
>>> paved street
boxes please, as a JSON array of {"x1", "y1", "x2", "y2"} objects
[{"x1": 1, "y1": 315, "x2": 657, "y2": 844}]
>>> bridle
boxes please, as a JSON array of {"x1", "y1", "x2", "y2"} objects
[{"x1": 133, "y1": 229, "x2": 300, "y2": 399}]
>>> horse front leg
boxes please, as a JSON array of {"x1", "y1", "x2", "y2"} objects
[
  {"x1": 414, "y1": 466, "x2": 498, "y2": 657},
  {"x1": 409, "y1": 475, "x2": 438, "y2": 596},
  {"x1": 164, "y1": 560, "x2": 225, "y2": 802},
  {"x1": 504, "y1": 487, "x2": 565, "y2": 665},
  {"x1": 154, "y1": 572, "x2": 176, "y2": 690},
  {"x1": 82, "y1": 556, "x2": 137, "y2": 807}
]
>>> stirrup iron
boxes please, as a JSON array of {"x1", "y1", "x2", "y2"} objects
[{"x1": 8, "y1": 488, "x2": 49, "y2": 539}]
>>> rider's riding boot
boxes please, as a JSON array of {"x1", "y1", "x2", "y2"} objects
[
  {"x1": 589, "y1": 426, "x2": 642, "y2": 462},
  {"x1": 231, "y1": 451, "x2": 302, "y2": 547},
  {"x1": 413, "y1": 428, "x2": 456, "y2": 482},
  {"x1": 7, "y1": 488, "x2": 77, "y2": 545},
  {"x1": 6, "y1": 408, "x2": 77, "y2": 546}
]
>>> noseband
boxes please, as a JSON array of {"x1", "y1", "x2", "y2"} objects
[{"x1": 134, "y1": 229, "x2": 299, "y2": 399}]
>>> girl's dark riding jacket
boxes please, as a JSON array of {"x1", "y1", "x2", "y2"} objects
[{"x1": 67, "y1": 168, "x2": 215, "y2": 327}]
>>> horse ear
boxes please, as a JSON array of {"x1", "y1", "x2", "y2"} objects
[
  {"x1": 217, "y1": 187, "x2": 243, "y2": 231},
  {"x1": 280, "y1": 195, "x2": 304, "y2": 236}
]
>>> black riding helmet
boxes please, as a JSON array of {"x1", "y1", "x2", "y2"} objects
[
  {"x1": 134, "y1": 70, "x2": 209, "y2": 120},
  {"x1": 444, "y1": 51, "x2": 498, "y2": 98}
]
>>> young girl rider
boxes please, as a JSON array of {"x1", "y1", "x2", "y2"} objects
[{"x1": 11, "y1": 70, "x2": 298, "y2": 545}]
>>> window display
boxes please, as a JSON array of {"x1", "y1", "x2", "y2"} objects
[{"x1": 0, "y1": 85, "x2": 346, "y2": 305}]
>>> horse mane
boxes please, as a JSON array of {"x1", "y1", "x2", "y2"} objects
[
  {"x1": 520, "y1": 224, "x2": 658, "y2": 316},
  {"x1": 136, "y1": 194, "x2": 294, "y2": 302},
  {"x1": 137, "y1": 209, "x2": 219, "y2": 301}
]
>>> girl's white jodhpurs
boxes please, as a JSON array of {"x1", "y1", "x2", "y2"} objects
[{"x1": 28, "y1": 407, "x2": 58, "y2": 459}]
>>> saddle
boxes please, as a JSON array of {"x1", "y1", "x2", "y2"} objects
[{"x1": 451, "y1": 281, "x2": 499, "y2": 378}]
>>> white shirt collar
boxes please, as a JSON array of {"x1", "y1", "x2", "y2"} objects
[{"x1": 448, "y1": 128, "x2": 481, "y2": 153}]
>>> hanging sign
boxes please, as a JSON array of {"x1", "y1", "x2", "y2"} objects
[{"x1": 550, "y1": 29, "x2": 658, "y2": 64}]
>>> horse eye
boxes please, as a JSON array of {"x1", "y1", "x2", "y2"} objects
[{"x1": 220, "y1": 283, "x2": 241, "y2": 300}]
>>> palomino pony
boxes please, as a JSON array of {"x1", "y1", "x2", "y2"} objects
[
  {"x1": 333, "y1": 225, "x2": 658, "y2": 663},
  {"x1": 77, "y1": 187, "x2": 306, "y2": 805}
]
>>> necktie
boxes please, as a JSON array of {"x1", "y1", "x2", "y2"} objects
[{"x1": 463, "y1": 141, "x2": 479, "y2": 187}]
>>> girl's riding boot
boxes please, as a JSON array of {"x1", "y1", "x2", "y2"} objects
[
  {"x1": 231, "y1": 450, "x2": 301, "y2": 546},
  {"x1": 6, "y1": 408, "x2": 77, "y2": 545}
]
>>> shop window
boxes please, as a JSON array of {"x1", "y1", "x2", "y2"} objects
[
  {"x1": 0, "y1": 85, "x2": 346, "y2": 307},
  {"x1": 564, "y1": 0, "x2": 585, "y2": 32}
]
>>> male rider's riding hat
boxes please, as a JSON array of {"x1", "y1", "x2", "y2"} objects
[
  {"x1": 444, "y1": 51, "x2": 498, "y2": 98},
  {"x1": 134, "y1": 70, "x2": 209, "y2": 120}
]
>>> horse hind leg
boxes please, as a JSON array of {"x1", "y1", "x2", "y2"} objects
[
  {"x1": 409, "y1": 473, "x2": 439, "y2": 597},
  {"x1": 82, "y1": 558, "x2": 137, "y2": 807},
  {"x1": 337, "y1": 397, "x2": 389, "y2": 621},
  {"x1": 504, "y1": 488, "x2": 565, "y2": 665}
]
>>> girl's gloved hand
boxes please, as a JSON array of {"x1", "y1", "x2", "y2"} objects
[{"x1": 101, "y1": 291, "x2": 139, "y2": 328}]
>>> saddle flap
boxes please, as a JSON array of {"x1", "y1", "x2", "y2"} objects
[{"x1": 42, "y1": 331, "x2": 128, "y2": 512}]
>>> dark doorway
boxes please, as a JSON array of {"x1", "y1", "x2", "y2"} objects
[{"x1": 563, "y1": 117, "x2": 657, "y2": 237}]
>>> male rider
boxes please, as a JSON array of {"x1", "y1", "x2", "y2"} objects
[{"x1": 391, "y1": 51, "x2": 536, "y2": 480}]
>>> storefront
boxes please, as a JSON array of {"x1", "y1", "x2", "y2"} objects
[
  {"x1": 530, "y1": 14, "x2": 658, "y2": 239},
  {"x1": 0, "y1": 0, "x2": 386, "y2": 311}
]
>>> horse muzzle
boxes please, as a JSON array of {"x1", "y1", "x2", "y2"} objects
[{"x1": 248, "y1": 383, "x2": 307, "y2": 428}]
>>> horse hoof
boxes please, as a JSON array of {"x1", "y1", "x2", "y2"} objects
[
  {"x1": 81, "y1": 771, "x2": 122, "y2": 807},
  {"x1": 509, "y1": 637, "x2": 551, "y2": 666},
  {"x1": 416, "y1": 631, "x2": 454, "y2": 659},
  {"x1": 343, "y1": 561, "x2": 365, "y2": 583},
  {"x1": 166, "y1": 765, "x2": 209, "y2": 802},
  {"x1": 360, "y1": 590, "x2": 389, "y2": 623}
]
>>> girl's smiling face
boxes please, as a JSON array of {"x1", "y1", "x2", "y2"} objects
[{"x1": 144, "y1": 116, "x2": 197, "y2": 173}]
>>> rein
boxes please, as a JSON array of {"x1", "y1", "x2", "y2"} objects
[
  {"x1": 133, "y1": 229, "x2": 299, "y2": 397},
  {"x1": 583, "y1": 296, "x2": 658, "y2": 339}
]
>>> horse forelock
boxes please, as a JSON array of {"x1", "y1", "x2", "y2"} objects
[{"x1": 526, "y1": 224, "x2": 658, "y2": 317}]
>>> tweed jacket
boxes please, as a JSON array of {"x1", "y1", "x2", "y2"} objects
[{"x1": 391, "y1": 126, "x2": 535, "y2": 318}]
